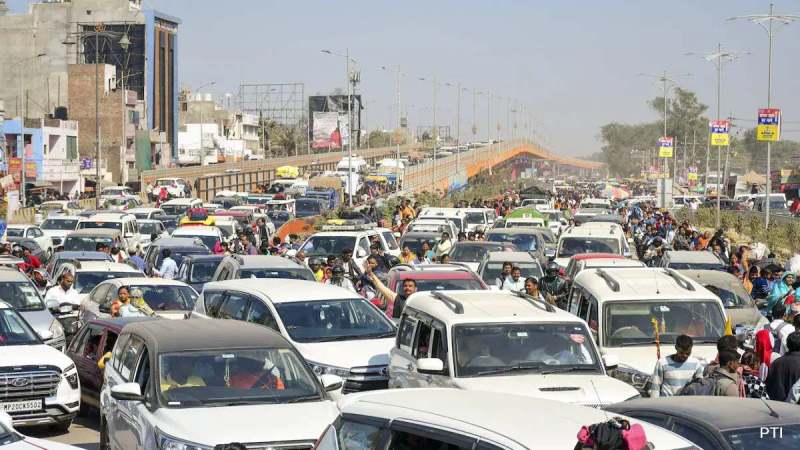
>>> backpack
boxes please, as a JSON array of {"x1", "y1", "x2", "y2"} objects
[{"x1": 677, "y1": 376, "x2": 717, "y2": 396}]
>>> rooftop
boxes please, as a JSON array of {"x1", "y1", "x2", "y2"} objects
[
  {"x1": 406, "y1": 290, "x2": 568, "y2": 324},
  {"x1": 202, "y1": 278, "x2": 356, "y2": 303},
  {"x1": 573, "y1": 268, "x2": 717, "y2": 301},
  {"x1": 123, "y1": 319, "x2": 290, "y2": 354}
]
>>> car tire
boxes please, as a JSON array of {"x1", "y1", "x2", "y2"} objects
[
  {"x1": 100, "y1": 415, "x2": 110, "y2": 450},
  {"x1": 52, "y1": 418, "x2": 72, "y2": 433}
]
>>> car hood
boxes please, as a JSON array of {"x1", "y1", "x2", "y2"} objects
[
  {"x1": 19, "y1": 309, "x2": 55, "y2": 336},
  {"x1": 453, "y1": 373, "x2": 638, "y2": 405},
  {"x1": 0, "y1": 344, "x2": 72, "y2": 368},
  {"x1": 607, "y1": 344, "x2": 717, "y2": 374},
  {"x1": 728, "y1": 306, "x2": 768, "y2": 329},
  {"x1": 21, "y1": 437, "x2": 83, "y2": 449},
  {"x1": 294, "y1": 338, "x2": 394, "y2": 369},
  {"x1": 153, "y1": 401, "x2": 339, "y2": 446}
]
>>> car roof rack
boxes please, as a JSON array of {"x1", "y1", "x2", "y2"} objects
[
  {"x1": 513, "y1": 291, "x2": 557, "y2": 313},
  {"x1": 662, "y1": 269, "x2": 695, "y2": 291},
  {"x1": 430, "y1": 291, "x2": 464, "y2": 314},
  {"x1": 595, "y1": 268, "x2": 620, "y2": 292}
]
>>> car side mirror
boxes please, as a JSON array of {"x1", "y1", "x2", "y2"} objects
[
  {"x1": 38, "y1": 330, "x2": 54, "y2": 341},
  {"x1": 417, "y1": 357, "x2": 445, "y2": 375},
  {"x1": 111, "y1": 382, "x2": 144, "y2": 401},
  {"x1": 319, "y1": 374, "x2": 343, "y2": 392},
  {"x1": 98, "y1": 303, "x2": 111, "y2": 314},
  {"x1": 356, "y1": 248, "x2": 367, "y2": 258},
  {"x1": 603, "y1": 354, "x2": 619, "y2": 370}
]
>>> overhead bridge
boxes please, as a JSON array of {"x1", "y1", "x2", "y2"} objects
[{"x1": 138, "y1": 140, "x2": 601, "y2": 200}]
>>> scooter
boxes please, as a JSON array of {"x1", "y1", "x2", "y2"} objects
[{"x1": 47, "y1": 300, "x2": 81, "y2": 347}]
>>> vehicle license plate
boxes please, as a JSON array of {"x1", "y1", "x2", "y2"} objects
[{"x1": 0, "y1": 399, "x2": 43, "y2": 413}]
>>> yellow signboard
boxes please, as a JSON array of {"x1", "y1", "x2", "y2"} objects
[
  {"x1": 658, "y1": 137, "x2": 673, "y2": 158},
  {"x1": 757, "y1": 108, "x2": 781, "y2": 142},
  {"x1": 687, "y1": 173, "x2": 698, "y2": 181},
  {"x1": 710, "y1": 120, "x2": 730, "y2": 146}
]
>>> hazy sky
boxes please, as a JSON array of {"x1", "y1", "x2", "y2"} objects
[{"x1": 8, "y1": 0, "x2": 800, "y2": 156}]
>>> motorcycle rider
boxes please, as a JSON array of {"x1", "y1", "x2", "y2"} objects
[
  {"x1": 540, "y1": 262, "x2": 569, "y2": 310},
  {"x1": 31, "y1": 269, "x2": 49, "y2": 296}
]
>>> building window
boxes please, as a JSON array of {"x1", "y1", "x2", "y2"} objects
[{"x1": 66, "y1": 136, "x2": 78, "y2": 160}]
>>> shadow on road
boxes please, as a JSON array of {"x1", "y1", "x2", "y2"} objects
[{"x1": 23, "y1": 415, "x2": 100, "y2": 450}]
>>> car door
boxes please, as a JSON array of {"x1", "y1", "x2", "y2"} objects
[
  {"x1": 388, "y1": 313, "x2": 418, "y2": 388},
  {"x1": 106, "y1": 334, "x2": 144, "y2": 450},
  {"x1": 669, "y1": 417, "x2": 723, "y2": 450},
  {"x1": 69, "y1": 324, "x2": 105, "y2": 408},
  {"x1": 245, "y1": 297, "x2": 281, "y2": 333},
  {"x1": 405, "y1": 320, "x2": 434, "y2": 387},
  {"x1": 82, "y1": 283, "x2": 111, "y2": 322},
  {"x1": 127, "y1": 344, "x2": 155, "y2": 450},
  {"x1": 218, "y1": 291, "x2": 250, "y2": 321},
  {"x1": 422, "y1": 321, "x2": 451, "y2": 387}
]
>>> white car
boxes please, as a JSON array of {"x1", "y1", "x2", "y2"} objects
[
  {"x1": 100, "y1": 320, "x2": 340, "y2": 449},
  {"x1": 33, "y1": 200, "x2": 83, "y2": 225},
  {"x1": 191, "y1": 279, "x2": 397, "y2": 395},
  {"x1": 538, "y1": 208, "x2": 568, "y2": 236},
  {"x1": 554, "y1": 223, "x2": 631, "y2": 268},
  {"x1": 38, "y1": 216, "x2": 80, "y2": 249},
  {"x1": 99, "y1": 185, "x2": 137, "y2": 201},
  {"x1": 2, "y1": 225, "x2": 53, "y2": 259},
  {"x1": 568, "y1": 268, "x2": 727, "y2": 393},
  {"x1": 300, "y1": 225, "x2": 400, "y2": 269},
  {"x1": 135, "y1": 219, "x2": 168, "y2": 248},
  {"x1": 126, "y1": 207, "x2": 164, "y2": 221},
  {"x1": 151, "y1": 177, "x2": 188, "y2": 198},
  {"x1": 0, "y1": 302, "x2": 80, "y2": 430},
  {"x1": 389, "y1": 290, "x2": 639, "y2": 406},
  {"x1": 76, "y1": 213, "x2": 142, "y2": 251},
  {"x1": 171, "y1": 225, "x2": 224, "y2": 251},
  {"x1": 54, "y1": 261, "x2": 144, "y2": 305},
  {"x1": 318, "y1": 389, "x2": 699, "y2": 449},
  {"x1": 0, "y1": 411, "x2": 81, "y2": 449},
  {"x1": 81, "y1": 277, "x2": 197, "y2": 322},
  {"x1": 159, "y1": 198, "x2": 202, "y2": 217}
]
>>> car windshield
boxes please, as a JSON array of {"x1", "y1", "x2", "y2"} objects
[
  {"x1": 558, "y1": 237, "x2": 619, "y2": 257},
  {"x1": 487, "y1": 233, "x2": 538, "y2": 251},
  {"x1": 450, "y1": 245, "x2": 498, "y2": 262},
  {"x1": 667, "y1": 262, "x2": 724, "y2": 271},
  {"x1": 155, "y1": 249, "x2": 211, "y2": 268},
  {"x1": 274, "y1": 299, "x2": 396, "y2": 343},
  {"x1": 0, "y1": 282, "x2": 44, "y2": 311},
  {"x1": 723, "y1": 424, "x2": 800, "y2": 450},
  {"x1": 138, "y1": 222, "x2": 160, "y2": 235},
  {"x1": 296, "y1": 199, "x2": 321, "y2": 216},
  {"x1": 4, "y1": 228, "x2": 24, "y2": 237},
  {"x1": 64, "y1": 236, "x2": 114, "y2": 252},
  {"x1": 190, "y1": 261, "x2": 221, "y2": 283},
  {"x1": 400, "y1": 237, "x2": 434, "y2": 255},
  {"x1": 77, "y1": 221, "x2": 122, "y2": 231},
  {"x1": 239, "y1": 268, "x2": 315, "y2": 281},
  {"x1": 505, "y1": 221, "x2": 545, "y2": 228},
  {"x1": 132, "y1": 212, "x2": 151, "y2": 220},
  {"x1": 454, "y1": 323, "x2": 601, "y2": 377},
  {"x1": 301, "y1": 236, "x2": 355, "y2": 257},
  {"x1": 603, "y1": 301, "x2": 725, "y2": 347},
  {"x1": 267, "y1": 211, "x2": 290, "y2": 221},
  {"x1": 174, "y1": 234, "x2": 219, "y2": 250},
  {"x1": 703, "y1": 283, "x2": 753, "y2": 308},
  {"x1": 770, "y1": 201, "x2": 787, "y2": 210},
  {"x1": 75, "y1": 272, "x2": 144, "y2": 293},
  {"x1": 482, "y1": 262, "x2": 543, "y2": 285},
  {"x1": 41, "y1": 219, "x2": 79, "y2": 231},
  {"x1": 0, "y1": 309, "x2": 41, "y2": 346},
  {"x1": 161, "y1": 205, "x2": 189, "y2": 216},
  {"x1": 126, "y1": 285, "x2": 197, "y2": 310},
  {"x1": 159, "y1": 348, "x2": 321, "y2": 407},
  {"x1": 465, "y1": 212, "x2": 485, "y2": 225},
  {"x1": 414, "y1": 278, "x2": 484, "y2": 291}
]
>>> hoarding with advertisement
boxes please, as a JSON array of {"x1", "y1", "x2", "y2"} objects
[
  {"x1": 710, "y1": 120, "x2": 730, "y2": 146},
  {"x1": 311, "y1": 112, "x2": 341, "y2": 149},
  {"x1": 308, "y1": 95, "x2": 362, "y2": 149},
  {"x1": 757, "y1": 108, "x2": 781, "y2": 142},
  {"x1": 658, "y1": 137, "x2": 674, "y2": 158}
]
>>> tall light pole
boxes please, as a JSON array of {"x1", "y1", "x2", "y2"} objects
[
  {"x1": 729, "y1": 4, "x2": 799, "y2": 228},
  {"x1": 445, "y1": 82, "x2": 467, "y2": 182},
  {"x1": 419, "y1": 76, "x2": 439, "y2": 193},
  {"x1": 194, "y1": 81, "x2": 216, "y2": 167},
  {"x1": 382, "y1": 65, "x2": 403, "y2": 193},
  {"x1": 15, "y1": 52, "x2": 46, "y2": 207},
  {"x1": 321, "y1": 49, "x2": 358, "y2": 206},
  {"x1": 686, "y1": 45, "x2": 747, "y2": 227}
]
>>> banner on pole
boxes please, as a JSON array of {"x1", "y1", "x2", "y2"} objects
[
  {"x1": 757, "y1": 108, "x2": 781, "y2": 142},
  {"x1": 311, "y1": 112, "x2": 341, "y2": 149},
  {"x1": 710, "y1": 120, "x2": 730, "y2": 146},
  {"x1": 658, "y1": 137, "x2": 674, "y2": 158}
]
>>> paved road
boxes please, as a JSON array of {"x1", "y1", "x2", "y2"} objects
[{"x1": 23, "y1": 415, "x2": 100, "y2": 449}]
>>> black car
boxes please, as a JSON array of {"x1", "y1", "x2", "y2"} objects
[
  {"x1": 142, "y1": 237, "x2": 211, "y2": 276},
  {"x1": 605, "y1": 397, "x2": 800, "y2": 450},
  {"x1": 176, "y1": 254, "x2": 225, "y2": 292}
]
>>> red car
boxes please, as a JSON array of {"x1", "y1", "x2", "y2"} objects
[{"x1": 379, "y1": 264, "x2": 488, "y2": 317}]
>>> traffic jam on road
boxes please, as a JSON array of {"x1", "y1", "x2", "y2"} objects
[{"x1": 1, "y1": 163, "x2": 799, "y2": 450}]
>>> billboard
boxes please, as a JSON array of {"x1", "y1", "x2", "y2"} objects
[
  {"x1": 308, "y1": 95, "x2": 362, "y2": 149},
  {"x1": 757, "y1": 108, "x2": 781, "y2": 142},
  {"x1": 312, "y1": 112, "x2": 341, "y2": 149},
  {"x1": 710, "y1": 120, "x2": 730, "y2": 146},
  {"x1": 658, "y1": 137, "x2": 674, "y2": 158}
]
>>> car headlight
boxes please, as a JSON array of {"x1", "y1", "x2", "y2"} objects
[
  {"x1": 63, "y1": 363, "x2": 79, "y2": 389},
  {"x1": 307, "y1": 361, "x2": 351, "y2": 378},
  {"x1": 612, "y1": 366, "x2": 652, "y2": 391},
  {"x1": 49, "y1": 320, "x2": 65, "y2": 340},
  {"x1": 156, "y1": 429, "x2": 212, "y2": 450}
]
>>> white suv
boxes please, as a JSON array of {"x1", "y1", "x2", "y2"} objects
[
  {"x1": 300, "y1": 225, "x2": 400, "y2": 269},
  {"x1": 554, "y1": 222, "x2": 631, "y2": 267},
  {"x1": 388, "y1": 290, "x2": 639, "y2": 406},
  {"x1": 568, "y1": 268, "x2": 727, "y2": 393},
  {"x1": 191, "y1": 279, "x2": 397, "y2": 395},
  {"x1": 316, "y1": 389, "x2": 698, "y2": 449},
  {"x1": 0, "y1": 301, "x2": 80, "y2": 430}
]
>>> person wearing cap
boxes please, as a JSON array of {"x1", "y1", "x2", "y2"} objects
[
  {"x1": 31, "y1": 269, "x2": 49, "y2": 295},
  {"x1": 325, "y1": 265, "x2": 356, "y2": 293}
]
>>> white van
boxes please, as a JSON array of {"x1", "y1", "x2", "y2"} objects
[
  {"x1": 554, "y1": 223, "x2": 630, "y2": 267},
  {"x1": 336, "y1": 156, "x2": 368, "y2": 175},
  {"x1": 77, "y1": 212, "x2": 142, "y2": 250},
  {"x1": 580, "y1": 198, "x2": 611, "y2": 209},
  {"x1": 752, "y1": 193, "x2": 789, "y2": 213},
  {"x1": 463, "y1": 208, "x2": 497, "y2": 233},
  {"x1": 568, "y1": 268, "x2": 727, "y2": 394},
  {"x1": 418, "y1": 207, "x2": 468, "y2": 233},
  {"x1": 160, "y1": 198, "x2": 203, "y2": 217}
]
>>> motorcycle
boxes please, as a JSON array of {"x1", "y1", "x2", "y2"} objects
[{"x1": 47, "y1": 300, "x2": 81, "y2": 347}]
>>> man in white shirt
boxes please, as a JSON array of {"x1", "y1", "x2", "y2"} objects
[
  {"x1": 501, "y1": 267, "x2": 526, "y2": 292},
  {"x1": 44, "y1": 272, "x2": 81, "y2": 306},
  {"x1": 154, "y1": 248, "x2": 178, "y2": 280},
  {"x1": 435, "y1": 232, "x2": 453, "y2": 260}
]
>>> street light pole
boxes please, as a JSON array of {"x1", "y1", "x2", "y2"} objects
[
  {"x1": 321, "y1": 49, "x2": 357, "y2": 205},
  {"x1": 15, "y1": 52, "x2": 46, "y2": 207},
  {"x1": 729, "y1": 4, "x2": 799, "y2": 228}
]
